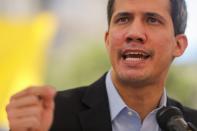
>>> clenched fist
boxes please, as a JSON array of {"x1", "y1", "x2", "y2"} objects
[{"x1": 6, "y1": 86, "x2": 56, "y2": 131}]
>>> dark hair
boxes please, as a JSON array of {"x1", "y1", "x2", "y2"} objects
[{"x1": 107, "y1": 0, "x2": 187, "y2": 35}]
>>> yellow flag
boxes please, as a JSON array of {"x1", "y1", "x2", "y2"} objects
[{"x1": 0, "y1": 12, "x2": 57, "y2": 128}]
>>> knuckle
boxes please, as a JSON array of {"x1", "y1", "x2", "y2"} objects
[
  {"x1": 25, "y1": 86, "x2": 35, "y2": 94},
  {"x1": 7, "y1": 111, "x2": 14, "y2": 121},
  {"x1": 6, "y1": 109, "x2": 16, "y2": 120},
  {"x1": 10, "y1": 95, "x2": 16, "y2": 101},
  {"x1": 5, "y1": 104, "x2": 13, "y2": 114},
  {"x1": 5, "y1": 104, "x2": 10, "y2": 112}
]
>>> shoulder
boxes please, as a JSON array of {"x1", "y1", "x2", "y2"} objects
[
  {"x1": 51, "y1": 86, "x2": 89, "y2": 131},
  {"x1": 50, "y1": 73, "x2": 108, "y2": 130},
  {"x1": 56, "y1": 86, "x2": 88, "y2": 101},
  {"x1": 55, "y1": 86, "x2": 89, "y2": 111}
]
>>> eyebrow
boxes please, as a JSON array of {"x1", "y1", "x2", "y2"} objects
[
  {"x1": 113, "y1": 12, "x2": 132, "y2": 20},
  {"x1": 113, "y1": 11, "x2": 166, "y2": 22},
  {"x1": 145, "y1": 12, "x2": 167, "y2": 22}
]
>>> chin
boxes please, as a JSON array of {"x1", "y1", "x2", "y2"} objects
[{"x1": 114, "y1": 69, "x2": 149, "y2": 85}]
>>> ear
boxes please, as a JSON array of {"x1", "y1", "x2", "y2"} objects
[
  {"x1": 173, "y1": 34, "x2": 188, "y2": 57},
  {"x1": 105, "y1": 31, "x2": 110, "y2": 48}
]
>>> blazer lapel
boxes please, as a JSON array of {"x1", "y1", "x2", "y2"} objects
[{"x1": 78, "y1": 74, "x2": 112, "y2": 131}]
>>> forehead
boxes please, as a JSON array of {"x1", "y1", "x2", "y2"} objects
[{"x1": 113, "y1": 0, "x2": 171, "y2": 17}]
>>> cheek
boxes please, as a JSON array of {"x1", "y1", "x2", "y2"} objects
[
  {"x1": 107, "y1": 29, "x2": 126, "y2": 63},
  {"x1": 163, "y1": 39, "x2": 175, "y2": 53},
  {"x1": 152, "y1": 31, "x2": 175, "y2": 52},
  {"x1": 153, "y1": 37, "x2": 175, "y2": 63},
  {"x1": 109, "y1": 29, "x2": 126, "y2": 47}
]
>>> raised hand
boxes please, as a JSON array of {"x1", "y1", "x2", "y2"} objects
[{"x1": 6, "y1": 86, "x2": 56, "y2": 131}]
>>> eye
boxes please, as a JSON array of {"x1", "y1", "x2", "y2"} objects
[
  {"x1": 147, "y1": 17, "x2": 160, "y2": 24},
  {"x1": 116, "y1": 17, "x2": 129, "y2": 24}
]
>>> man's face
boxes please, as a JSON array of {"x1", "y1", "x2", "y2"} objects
[{"x1": 105, "y1": 0, "x2": 187, "y2": 86}]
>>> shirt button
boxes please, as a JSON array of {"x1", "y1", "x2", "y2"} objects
[{"x1": 128, "y1": 111, "x2": 132, "y2": 116}]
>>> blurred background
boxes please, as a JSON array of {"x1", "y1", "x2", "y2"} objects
[{"x1": 0, "y1": 0, "x2": 196, "y2": 130}]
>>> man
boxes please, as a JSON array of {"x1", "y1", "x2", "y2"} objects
[{"x1": 6, "y1": 0, "x2": 197, "y2": 131}]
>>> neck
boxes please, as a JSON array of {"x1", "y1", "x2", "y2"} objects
[{"x1": 112, "y1": 75, "x2": 165, "y2": 121}]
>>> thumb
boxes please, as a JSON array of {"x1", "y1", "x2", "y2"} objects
[
  {"x1": 39, "y1": 86, "x2": 56, "y2": 131},
  {"x1": 40, "y1": 86, "x2": 56, "y2": 109}
]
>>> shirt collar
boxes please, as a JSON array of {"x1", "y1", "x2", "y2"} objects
[
  {"x1": 106, "y1": 71, "x2": 126, "y2": 120},
  {"x1": 105, "y1": 71, "x2": 167, "y2": 121},
  {"x1": 159, "y1": 88, "x2": 167, "y2": 107}
]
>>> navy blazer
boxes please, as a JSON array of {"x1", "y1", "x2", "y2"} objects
[{"x1": 50, "y1": 74, "x2": 197, "y2": 131}]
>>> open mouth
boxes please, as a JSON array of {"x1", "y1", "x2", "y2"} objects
[{"x1": 122, "y1": 50, "x2": 151, "y2": 61}]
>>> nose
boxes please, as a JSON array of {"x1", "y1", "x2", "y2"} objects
[{"x1": 125, "y1": 19, "x2": 147, "y2": 44}]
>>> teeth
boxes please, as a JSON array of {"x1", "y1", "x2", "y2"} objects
[
  {"x1": 126, "y1": 52, "x2": 145, "y2": 56},
  {"x1": 125, "y1": 57, "x2": 143, "y2": 61},
  {"x1": 123, "y1": 51, "x2": 150, "y2": 60}
]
